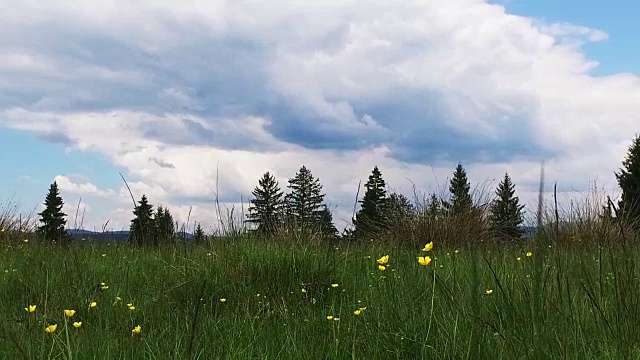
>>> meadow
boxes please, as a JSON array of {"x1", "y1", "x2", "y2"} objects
[{"x1": 2, "y1": 219, "x2": 640, "y2": 359}]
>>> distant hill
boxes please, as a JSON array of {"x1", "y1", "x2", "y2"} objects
[{"x1": 68, "y1": 229, "x2": 194, "y2": 242}]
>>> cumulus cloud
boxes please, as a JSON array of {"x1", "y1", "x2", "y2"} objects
[{"x1": 1, "y1": 0, "x2": 638, "y2": 230}]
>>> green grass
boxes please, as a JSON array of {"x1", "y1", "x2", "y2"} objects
[{"x1": 2, "y1": 233, "x2": 640, "y2": 359}]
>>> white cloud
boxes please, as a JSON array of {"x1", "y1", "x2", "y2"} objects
[{"x1": 1, "y1": 0, "x2": 638, "y2": 231}]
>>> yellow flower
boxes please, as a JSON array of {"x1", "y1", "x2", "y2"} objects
[
  {"x1": 23, "y1": 239, "x2": 29, "y2": 243},
  {"x1": 354, "y1": 309, "x2": 362, "y2": 315},
  {"x1": 377, "y1": 255, "x2": 389, "y2": 266},
  {"x1": 422, "y1": 241, "x2": 434, "y2": 252},
  {"x1": 378, "y1": 265, "x2": 386, "y2": 271},
  {"x1": 126, "y1": 303, "x2": 133, "y2": 307},
  {"x1": 73, "y1": 321, "x2": 82, "y2": 329},
  {"x1": 132, "y1": 325, "x2": 142, "y2": 335},
  {"x1": 333, "y1": 317, "x2": 340, "y2": 321},
  {"x1": 485, "y1": 289, "x2": 494, "y2": 295},
  {"x1": 517, "y1": 257, "x2": 522, "y2": 261},
  {"x1": 331, "y1": 283, "x2": 339, "y2": 288},
  {"x1": 454, "y1": 249, "x2": 460, "y2": 254},
  {"x1": 115, "y1": 296, "x2": 122, "y2": 302},
  {"x1": 44, "y1": 324, "x2": 57, "y2": 333},
  {"x1": 418, "y1": 256, "x2": 432, "y2": 266},
  {"x1": 100, "y1": 282, "x2": 109, "y2": 291},
  {"x1": 301, "y1": 288, "x2": 306, "y2": 293},
  {"x1": 526, "y1": 251, "x2": 533, "y2": 257},
  {"x1": 220, "y1": 298, "x2": 227, "y2": 303},
  {"x1": 64, "y1": 309, "x2": 76, "y2": 317},
  {"x1": 326, "y1": 315, "x2": 334, "y2": 320},
  {"x1": 128, "y1": 304, "x2": 136, "y2": 311},
  {"x1": 25, "y1": 305, "x2": 36, "y2": 313},
  {"x1": 89, "y1": 301, "x2": 97, "y2": 308}
]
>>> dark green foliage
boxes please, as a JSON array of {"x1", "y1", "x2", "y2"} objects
[
  {"x1": 489, "y1": 172, "x2": 525, "y2": 239},
  {"x1": 194, "y1": 223, "x2": 205, "y2": 244},
  {"x1": 37, "y1": 181, "x2": 70, "y2": 243},
  {"x1": 318, "y1": 204, "x2": 338, "y2": 240},
  {"x1": 246, "y1": 172, "x2": 285, "y2": 235},
  {"x1": 444, "y1": 163, "x2": 473, "y2": 216},
  {"x1": 155, "y1": 205, "x2": 175, "y2": 244},
  {"x1": 129, "y1": 195, "x2": 155, "y2": 246},
  {"x1": 386, "y1": 192, "x2": 415, "y2": 224},
  {"x1": 354, "y1": 166, "x2": 388, "y2": 239},
  {"x1": 284, "y1": 165, "x2": 327, "y2": 234},
  {"x1": 615, "y1": 134, "x2": 640, "y2": 226},
  {"x1": 426, "y1": 193, "x2": 444, "y2": 219}
]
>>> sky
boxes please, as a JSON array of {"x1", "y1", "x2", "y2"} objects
[{"x1": 1, "y1": 0, "x2": 639, "y2": 233}]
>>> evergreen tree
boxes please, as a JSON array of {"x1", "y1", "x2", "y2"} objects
[
  {"x1": 246, "y1": 172, "x2": 285, "y2": 235},
  {"x1": 489, "y1": 172, "x2": 525, "y2": 239},
  {"x1": 37, "y1": 181, "x2": 70, "y2": 243},
  {"x1": 129, "y1": 195, "x2": 155, "y2": 246},
  {"x1": 284, "y1": 165, "x2": 326, "y2": 233},
  {"x1": 155, "y1": 205, "x2": 175, "y2": 244},
  {"x1": 615, "y1": 134, "x2": 640, "y2": 226},
  {"x1": 386, "y1": 192, "x2": 415, "y2": 224},
  {"x1": 194, "y1": 223, "x2": 205, "y2": 244},
  {"x1": 444, "y1": 163, "x2": 473, "y2": 216},
  {"x1": 426, "y1": 193, "x2": 443, "y2": 219},
  {"x1": 318, "y1": 204, "x2": 338, "y2": 240},
  {"x1": 354, "y1": 166, "x2": 389, "y2": 239}
]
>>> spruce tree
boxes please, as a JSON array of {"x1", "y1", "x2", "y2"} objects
[
  {"x1": 37, "y1": 181, "x2": 70, "y2": 243},
  {"x1": 129, "y1": 194, "x2": 155, "y2": 246},
  {"x1": 318, "y1": 204, "x2": 338, "y2": 240},
  {"x1": 426, "y1": 193, "x2": 443, "y2": 219},
  {"x1": 386, "y1": 192, "x2": 415, "y2": 224},
  {"x1": 615, "y1": 134, "x2": 640, "y2": 226},
  {"x1": 155, "y1": 205, "x2": 175, "y2": 244},
  {"x1": 284, "y1": 165, "x2": 326, "y2": 233},
  {"x1": 246, "y1": 172, "x2": 285, "y2": 235},
  {"x1": 489, "y1": 172, "x2": 525, "y2": 239},
  {"x1": 354, "y1": 166, "x2": 388, "y2": 239},
  {"x1": 194, "y1": 223, "x2": 205, "y2": 244},
  {"x1": 445, "y1": 163, "x2": 473, "y2": 216}
]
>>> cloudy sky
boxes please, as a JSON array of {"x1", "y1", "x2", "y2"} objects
[{"x1": 2, "y1": 0, "x2": 639, "y2": 232}]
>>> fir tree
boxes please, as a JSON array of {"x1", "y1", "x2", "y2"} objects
[
  {"x1": 318, "y1": 204, "x2": 338, "y2": 240},
  {"x1": 246, "y1": 172, "x2": 285, "y2": 235},
  {"x1": 155, "y1": 205, "x2": 175, "y2": 244},
  {"x1": 615, "y1": 134, "x2": 640, "y2": 226},
  {"x1": 194, "y1": 223, "x2": 205, "y2": 245},
  {"x1": 426, "y1": 193, "x2": 443, "y2": 219},
  {"x1": 445, "y1": 163, "x2": 473, "y2": 216},
  {"x1": 489, "y1": 172, "x2": 525, "y2": 239},
  {"x1": 284, "y1": 165, "x2": 326, "y2": 233},
  {"x1": 386, "y1": 192, "x2": 415, "y2": 224},
  {"x1": 354, "y1": 166, "x2": 388, "y2": 239},
  {"x1": 129, "y1": 195, "x2": 155, "y2": 246},
  {"x1": 37, "y1": 181, "x2": 70, "y2": 243}
]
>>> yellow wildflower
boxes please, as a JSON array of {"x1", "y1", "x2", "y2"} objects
[
  {"x1": 526, "y1": 251, "x2": 533, "y2": 257},
  {"x1": 73, "y1": 322, "x2": 82, "y2": 329},
  {"x1": 220, "y1": 298, "x2": 227, "y2": 303},
  {"x1": 44, "y1": 324, "x2": 57, "y2": 333},
  {"x1": 422, "y1": 241, "x2": 434, "y2": 252},
  {"x1": 89, "y1": 301, "x2": 97, "y2": 308},
  {"x1": 485, "y1": 289, "x2": 494, "y2": 295},
  {"x1": 331, "y1": 283, "x2": 339, "y2": 288},
  {"x1": 378, "y1": 265, "x2": 386, "y2": 271},
  {"x1": 132, "y1": 325, "x2": 142, "y2": 335},
  {"x1": 517, "y1": 257, "x2": 522, "y2": 261},
  {"x1": 377, "y1": 255, "x2": 389, "y2": 266},
  {"x1": 418, "y1": 256, "x2": 432, "y2": 266},
  {"x1": 64, "y1": 309, "x2": 76, "y2": 317},
  {"x1": 25, "y1": 305, "x2": 36, "y2": 313},
  {"x1": 326, "y1": 315, "x2": 334, "y2": 320}
]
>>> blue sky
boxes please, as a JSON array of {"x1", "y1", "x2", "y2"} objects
[{"x1": 0, "y1": 0, "x2": 638, "y2": 231}]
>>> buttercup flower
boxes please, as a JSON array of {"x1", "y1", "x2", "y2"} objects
[
  {"x1": 377, "y1": 255, "x2": 389, "y2": 266},
  {"x1": 73, "y1": 322, "x2": 82, "y2": 329},
  {"x1": 45, "y1": 324, "x2": 57, "y2": 333},
  {"x1": 422, "y1": 242, "x2": 434, "y2": 252},
  {"x1": 220, "y1": 298, "x2": 227, "y2": 303},
  {"x1": 418, "y1": 256, "x2": 432, "y2": 266},
  {"x1": 485, "y1": 289, "x2": 494, "y2": 295},
  {"x1": 25, "y1": 305, "x2": 36, "y2": 314},
  {"x1": 526, "y1": 252, "x2": 533, "y2": 257},
  {"x1": 326, "y1": 315, "x2": 334, "y2": 320},
  {"x1": 378, "y1": 265, "x2": 386, "y2": 271},
  {"x1": 132, "y1": 325, "x2": 142, "y2": 335},
  {"x1": 64, "y1": 309, "x2": 76, "y2": 317},
  {"x1": 89, "y1": 301, "x2": 97, "y2": 308},
  {"x1": 331, "y1": 283, "x2": 339, "y2": 288}
]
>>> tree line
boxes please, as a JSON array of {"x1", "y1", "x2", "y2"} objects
[{"x1": 32, "y1": 134, "x2": 640, "y2": 245}]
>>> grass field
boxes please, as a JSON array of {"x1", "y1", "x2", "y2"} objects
[{"x1": 2, "y1": 226, "x2": 640, "y2": 359}]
